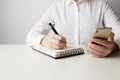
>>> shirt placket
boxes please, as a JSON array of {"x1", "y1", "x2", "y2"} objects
[{"x1": 74, "y1": 3, "x2": 80, "y2": 46}]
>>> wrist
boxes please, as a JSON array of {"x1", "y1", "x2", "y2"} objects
[{"x1": 40, "y1": 35, "x2": 47, "y2": 46}]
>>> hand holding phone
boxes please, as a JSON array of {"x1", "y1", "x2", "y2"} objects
[{"x1": 85, "y1": 27, "x2": 119, "y2": 58}]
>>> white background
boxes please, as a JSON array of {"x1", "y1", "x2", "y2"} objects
[{"x1": 0, "y1": 0, "x2": 120, "y2": 44}]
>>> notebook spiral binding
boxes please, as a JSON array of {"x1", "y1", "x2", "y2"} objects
[{"x1": 56, "y1": 48, "x2": 84, "y2": 57}]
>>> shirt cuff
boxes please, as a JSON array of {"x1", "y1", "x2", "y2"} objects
[
  {"x1": 34, "y1": 35, "x2": 46, "y2": 45},
  {"x1": 115, "y1": 38, "x2": 120, "y2": 50}
]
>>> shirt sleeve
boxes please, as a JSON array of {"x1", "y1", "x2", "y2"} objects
[
  {"x1": 103, "y1": 0, "x2": 120, "y2": 49},
  {"x1": 26, "y1": 3, "x2": 55, "y2": 46}
]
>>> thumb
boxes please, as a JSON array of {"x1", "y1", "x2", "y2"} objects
[{"x1": 108, "y1": 32, "x2": 114, "y2": 41}]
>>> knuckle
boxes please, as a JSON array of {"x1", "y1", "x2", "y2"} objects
[
  {"x1": 98, "y1": 47, "x2": 104, "y2": 52},
  {"x1": 59, "y1": 36, "x2": 63, "y2": 40},
  {"x1": 86, "y1": 45, "x2": 90, "y2": 51},
  {"x1": 95, "y1": 46, "x2": 99, "y2": 50},
  {"x1": 88, "y1": 42, "x2": 92, "y2": 47},
  {"x1": 87, "y1": 46, "x2": 91, "y2": 51},
  {"x1": 57, "y1": 40, "x2": 61, "y2": 44},
  {"x1": 63, "y1": 44, "x2": 66, "y2": 48},
  {"x1": 91, "y1": 44, "x2": 97, "y2": 49},
  {"x1": 64, "y1": 37, "x2": 66, "y2": 40}
]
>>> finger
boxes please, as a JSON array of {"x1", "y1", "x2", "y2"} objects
[
  {"x1": 50, "y1": 44, "x2": 64, "y2": 50},
  {"x1": 87, "y1": 45, "x2": 105, "y2": 58},
  {"x1": 108, "y1": 32, "x2": 114, "y2": 41},
  {"x1": 110, "y1": 32, "x2": 114, "y2": 38},
  {"x1": 52, "y1": 35, "x2": 66, "y2": 43},
  {"x1": 86, "y1": 41, "x2": 112, "y2": 57},
  {"x1": 52, "y1": 41, "x2": 66, "y2": 48},
  {"x1": 91, "y1": 37, "x2": 110, "y2": 47},
  {"x1": 59, "y1": 35, "x2": 66, "y2": 43},
  {"x1": 88, "y1": 42, "x2": 106, "y2": 53},
  {"x1": 52, "y1": 38, "x2": 66, "y2": 47}
]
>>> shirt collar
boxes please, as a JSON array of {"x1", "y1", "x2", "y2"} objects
[{"x1": 67, "y1": 0, "x2": 86, "y2": 5}]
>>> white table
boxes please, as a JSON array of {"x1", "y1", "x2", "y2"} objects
[{"x1": 0, "y1": 45, "x2": 120, "y2": 80}]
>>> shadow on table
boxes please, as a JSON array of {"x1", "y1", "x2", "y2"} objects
[{"x1": 108, "y1": 51, "x2": 120, "y2": 58}]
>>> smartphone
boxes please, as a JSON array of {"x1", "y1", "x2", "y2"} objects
[{"x1": 93, "y1": 27, "x2": 112, "y2": 40}]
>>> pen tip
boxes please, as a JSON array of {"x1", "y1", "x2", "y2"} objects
[{"x1": 48, "y1": 23, "x2": 52, "y2": 26}]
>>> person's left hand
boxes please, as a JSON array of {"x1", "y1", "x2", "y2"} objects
[{"x1": 85, "y1": 32, "x2": 119, "y2": 58}]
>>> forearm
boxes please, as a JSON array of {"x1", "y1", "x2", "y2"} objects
[
  {"x1": 26, "y1": 30, "x2": 46, "y2": 46},
  {"x1": 26, "y1": 22, "x2": 51, "y2": 46}
]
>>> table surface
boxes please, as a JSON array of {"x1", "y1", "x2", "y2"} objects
[{"x1": 0, "y1": 45, "x2": 120, "y2": 80}]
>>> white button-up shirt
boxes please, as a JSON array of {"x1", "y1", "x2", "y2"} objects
[{"x1": 26, "y1": 0, "x2": 120, "y2": 48}]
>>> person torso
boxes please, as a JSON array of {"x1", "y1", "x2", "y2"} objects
[{"x1": 49, "y1": 0, "x2": 105, "y2": 45}]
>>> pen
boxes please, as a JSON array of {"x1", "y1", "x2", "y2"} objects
[{"x1": 49, "y1": 23, "x2": 59, "y2": 35}]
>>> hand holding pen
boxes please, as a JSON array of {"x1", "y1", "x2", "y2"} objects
[{"x1": 40, "y1": 23, "x2": 67, "y2": 50}]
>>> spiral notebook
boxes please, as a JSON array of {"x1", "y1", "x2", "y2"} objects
[{"x1": 32, "y1": 45, "x2": 84, "y2": 59}]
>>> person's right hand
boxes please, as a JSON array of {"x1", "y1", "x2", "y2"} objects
[{"x1": 40, "y1": 34, "x2": 67, "y2": 50}]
